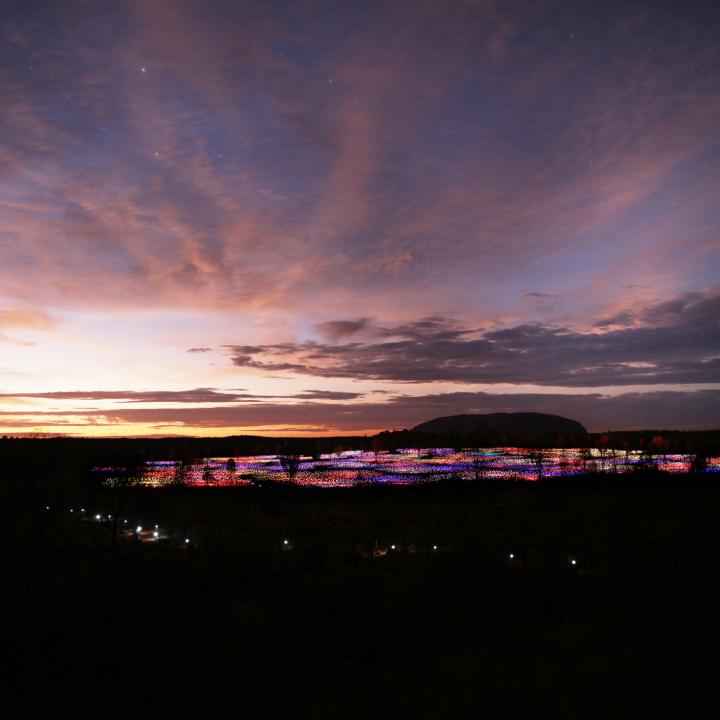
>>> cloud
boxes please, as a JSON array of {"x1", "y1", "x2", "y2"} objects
[
  {"x1": 1, "y1": 388, "x2": 717, "y2": 433},
  {"x1": 0, "y1": 387, "x2": 367, "y2": 404},
  {"x1": 314, "y1": 319, "x2": 370, "y2": 340},
  {"x1": 0, "y1": 0, "x2": 717, "y2": 326},
  {"x1": 0, "y1": 388, "x2": 252, "y2": 404},
  {"x1": 291, "y1": 390, "x2": 364, "y2": 400},
  {"x1": 594, "y1": 291, "x2": 710, "y2": 329},
  {"x1": 0, "y1": 307, "x2": 55, "y2": 331},
  {"x1": 226, "y1": 290, "x2": 720, "y2": 386},
  {"x1": 522, "y1": 292, "x2": 561, "y2": 300}
]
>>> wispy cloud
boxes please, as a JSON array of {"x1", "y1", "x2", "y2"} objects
[
  {"x1": 0, "y1": 388, "x2": 252, "y2": 404},
  {"x1": 0, "y1": 307, "x2": 54, "y2": 331}
]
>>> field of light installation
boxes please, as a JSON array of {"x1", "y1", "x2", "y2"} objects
[{"x1": 94, "y1": 448, "x2": 720, "y2": 488}]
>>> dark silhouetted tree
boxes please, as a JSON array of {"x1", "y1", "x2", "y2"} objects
[
  {"x1": 528, "y1": 450, "x2": 545, "y2": 481},
  {"x1": 279, "y1": 454, "x2": 301, "y2": 484},
  {"x1": 470, "y1": 452, "x2": 489, "y2": 482},
  {"x1": 202, "y1": 462, "x2": 214, "y2": 485}
]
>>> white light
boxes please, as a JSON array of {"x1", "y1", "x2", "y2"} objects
[
  {"x1": 153, "y1": 531, "x2": 159, "y2": 538},
  {"x1": 141, "y1": 66, "x2": 147, "y2": 73},
  {"x1": 185, "y1": 538, "x2": 190, "y2": 543},
  {"x1": 95, "y1": 514, "x2": 101, "y2": 520},
  {"x1": 136, "y1": 526, "x2": 142, "y2": 533},
  {"x1": 45, "y1": 505, "x2": 50, "y2": 510},
  {"x1": 154, "y1": 524, "x2": 158, "y2": 529},
  {"x1": 390, "y1": 544, "x2": 396, "y2": 550},
  {"x1": 283, "y1": 539, "x2": 289, "y2": 545},
  {"x1": 70, "y1": 508, "x2": 74, "y2": 512},
  {"x1": 433, "y1": 545, "x2": 437, "y2": 550},
  {"x1": 123, "y1": 519, "x2": 127, "y2": 524},
  {"x1": 81, "y1": 508, "x2": 85, "y2": 512},
  {"x1": 108, "y1": 514, "x2": 112, "y2": 519},
  {"x1": 571, "y1": 559, "x2": 577, "y2": 566},
  {"x1": 509, "y1": 553, "x2": 514, "y2": 559}
]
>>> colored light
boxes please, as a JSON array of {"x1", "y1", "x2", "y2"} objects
[{"x1": 93, "y1": 447, "x2": 720, "y2": 488}]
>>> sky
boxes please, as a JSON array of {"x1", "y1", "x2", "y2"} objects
[{"x1": 0, "y1": 0, "x2": 718, "y2": 437}]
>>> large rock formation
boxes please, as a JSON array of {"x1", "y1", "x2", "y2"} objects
[{"x1": 412, "y1": 412, "x2": 587, "y2": 437}]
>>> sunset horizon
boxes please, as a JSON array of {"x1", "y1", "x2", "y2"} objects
[{"x1": 1, "y1": 0, "x2": 718, "y2": 437}]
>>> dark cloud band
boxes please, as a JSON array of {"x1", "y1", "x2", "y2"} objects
[
  {"x1": 1, "y1": 389, "x2": 717, "y2": 433},
  {"x1": 227, "y1": 290, "x2": 720, "y2": 387}
]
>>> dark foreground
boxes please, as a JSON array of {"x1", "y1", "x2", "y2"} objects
[{"x1": 3, "y1": 477, "x2": 720, "y2": 718}]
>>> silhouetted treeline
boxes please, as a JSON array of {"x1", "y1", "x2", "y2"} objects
[
  {"x1": 372, "y1": 428, "x2": 589, "y2": 450},
  {"x1": 587, "y1": 429, "x2": 720, "y2": 454},
  {"x1": 374, "y1": 427, "x2": 720, "y2": 453},
  {"x1": 0, "y1": 434, "x2": 375, "y2": 471}
]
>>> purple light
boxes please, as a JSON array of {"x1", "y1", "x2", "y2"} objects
[{"x1": 94, "y1": 448, "x2": 720, "y2": 488}]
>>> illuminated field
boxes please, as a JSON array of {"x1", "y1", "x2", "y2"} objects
[{"x1": 94, "y1": 448, "x2": 720, "y2": 488}]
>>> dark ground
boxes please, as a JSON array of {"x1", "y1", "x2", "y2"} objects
[{"x1": 3, "y1": 471, "x2": 720, "y2": 719}]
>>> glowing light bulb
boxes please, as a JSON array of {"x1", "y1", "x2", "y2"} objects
[
  {"x1": 391, "y1": 544, "x2": 396, "y2": 550},
  {"x1": 571, "y1": 559, "x2": 577, "y2": 566},
  {"x1": 136, "y1": 526, "x2": 142, "y2": 533},
  {"x1": 283, "y1": 539, "x2": 289, "y2": 545},
  {"x1": 153, "y1": 531, "x2": 159, "y2": 538},
  {"x1": 185, "y1": 538, "x2": 190, "y2": 543},
  {"x1": 433, "y1": 545, "x2": 438, "y2": 550},
  {"x1": 509, "y1": 553, "x2": 514, "y2": 559},
  {"x1": 95, "y1": 514, "x2": 101, "y2": 520}
]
